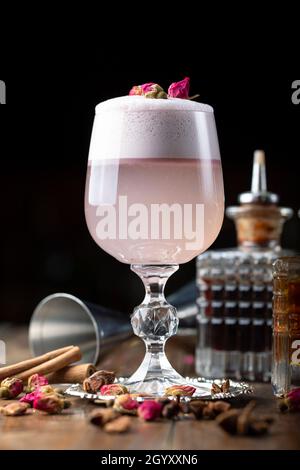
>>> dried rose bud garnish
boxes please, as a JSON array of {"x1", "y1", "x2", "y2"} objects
[
  {"x1": 164, "y1": 384, "x2": 196, "y2": 397},
  {"x1": 100, "y1": 383, "x2": 128, "y2": 396},
  {"x1": 129, "y1": 82, "x2": 167, "y2": 99},
  {"x1": 27, "y1": 373, "x2": 48, "y2": 391},
  {"x1": 0, "y1": 377, "x2": 23, "y2": 399},
  {"x1": 279, "y1": 387, "x2": 300, "y2": 412},
  {"x1": 33, "y1": 393, "x2": 65, "y2": 414},
  {"x1": 168, "y1": 77, "x2": 190, "y2": 99},
  {"x1": 129, "y1": 85, "x2": 143, "y2": 96},
  {"x1": 113, "y1": 394, "x2": 139, "y2": 415}
]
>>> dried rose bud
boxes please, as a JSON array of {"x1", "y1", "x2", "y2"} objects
[
  {"x1": 129, "y1": 85, "x2": 143, "y2": 96},
  {"x1": 0, "y1": 377, "x2": 23, "y2": 399},
  {"x1": 279, "y1": 387, "x2": 300, "y2": 412},
  {"x1": 33, "y1": 393, "x2": 64, "y2": 414},
  {"x1": 0, "y1": 402, "x2": 29, "y2": 416},
  {"x1": 113, "y1": 394, "x2": 139, "y2": 415},
  {"x1": 27, "y1": 373, "x2": 48, "y2": 392},
  {"x1": 83, "y1": 370, "x2": 115, "y2": 393},
  {"x1": 138, "y1": 400, "x2": 163, "y2": 421},
  {"x1": 104, "y1": 415, "x2": 131, "y2": 433},
  {"x1": 168, "y1": 77, "x2": 190, "y2": 99},
  {"x1": 20, "y1": 390, "x2": 41, "y2": 405},
  {"x1": 165, "y1": 385, "x2": 196, "y2": 397},
  {"x1": 129, "y1": 83, "x2": 155, "y2": 96},
  {"x1": 20, "y1": 384, "x2": 55, "y2": 406},
  {"x1": 129, "y1": 82, "x2": 167, "y2": 99},
  {"x1": 144, "y1": 84, "x2": 168, "y2": 99},
  {"x1": 100, "y1": 383, "x2": 128, "y2": 396}
]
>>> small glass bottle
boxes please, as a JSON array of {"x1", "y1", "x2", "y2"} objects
[
  {"x1": 272, "y1": 257, "x2": 300, "y2": 396},
  {"x1": 196, "y1": 151, "x2": 293, "y2": 381}
]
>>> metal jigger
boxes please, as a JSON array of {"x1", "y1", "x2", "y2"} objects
[{"x1": 29, "y1": 293, "x2": 133, "y2": 365}]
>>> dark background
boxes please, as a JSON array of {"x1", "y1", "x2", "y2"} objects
[{"x1": 1, "y1": 57, "x2": 299, "y2": 323}]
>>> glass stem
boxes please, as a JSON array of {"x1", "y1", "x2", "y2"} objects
[{"x1": 126, "y1": 264, "x2": 184, "y2": 393}]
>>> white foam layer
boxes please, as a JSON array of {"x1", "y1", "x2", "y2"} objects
[
  {"x1": 89, "y1": 96, "x2": 220, "y2": 161},
  {"x1": 95, "y1": 96, "x2": 214, "y2": 113}
]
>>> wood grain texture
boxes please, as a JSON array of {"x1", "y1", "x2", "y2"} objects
[{"x1": 0, "y1": 327, "x2": 300, "y2": 450}]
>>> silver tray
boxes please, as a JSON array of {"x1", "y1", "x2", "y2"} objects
[{"x1": 64, "y1": 377, "x2": 253, "y2": 402}]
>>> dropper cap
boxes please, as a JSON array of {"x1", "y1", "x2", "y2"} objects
[{"x1": 238, "y1": 150, "x2": 279, "y2": 205}]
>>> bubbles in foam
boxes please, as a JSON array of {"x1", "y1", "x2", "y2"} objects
[{"x1": 89, "y1": 96, "x2": 220, "y2": 161}]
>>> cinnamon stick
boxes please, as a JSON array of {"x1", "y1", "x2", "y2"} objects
[
  {"x1": 0, "y1": 346, "x2": 74, "y2": 381},
  {"x1": 47, "y1": 364, "x2": 96, "y2": 384},
  {"x1": 16, "y1": 346, "x2": 82, "y2": 381}
]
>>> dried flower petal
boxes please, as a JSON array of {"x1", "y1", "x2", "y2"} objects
[
  {"x1": 0, "y1": 402, "x2": 29, "y2": 416},
  {"x1": 27, "y1": 374, "x2": 48, "y2": 391},
  {"x1": 100, "y1": 383, "x2": 128, "y2": 396},
  {"x1": 113, "y1": 394, "x2": 139, "y2": 415},
  {"x1": 33, "y1": 393, "x2": 64, "y2": 414},
  {"x1": 168, "y1": 77, "x2": 190, "y2": 99},
  {"x1": 138, "y1": 401, "x2": 162, "y2": 421},
  {"x1": 0, "y1": 377, "x2": 23, "y2": 399},
  {"x1": 164, "y1": 385, "x2": 196, "y2": 397}
]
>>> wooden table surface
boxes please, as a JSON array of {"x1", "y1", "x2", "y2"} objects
[{"x1": 0, "y1": 325, "x2": 300, "y2": 450}]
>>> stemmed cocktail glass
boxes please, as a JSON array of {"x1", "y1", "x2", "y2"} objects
[{"x1": 85, "y1": 94, "x2": 224, "y2": 396}]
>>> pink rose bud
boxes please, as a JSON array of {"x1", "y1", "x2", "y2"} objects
[
  {"x1": 140, "y1": 83, "x2": 156, "y2": 94},
  {"x1": 280, "y1": 387, "x2": 300, "y2": 412},
  {"x1": 129, "y1": 83, "x2": 167, "y2": 99},
  {"x1": 138, "y1": 401, "x2": 163, "y2": 421},
  {"x1": 0, "y1": 377, "x2": 23, "y2": 399},
  {"x1": 20, "y1": 390, "x2": 41, "y2": 405},
  {"x1": 100, "y1": 383, "x2": 129, "y2": 396},
  {"x1": 33, "y1": 394, "x2": 64, "y2": 414},
  {"x1": 129, "y1": 85, "x2": 143, "y2": 96},
  {"x1": 168, "y1": 77, "x2": 190, "y2": 99},
  {"x1": 27, "y1": 373, "x2": 48, "y2": 391},
  {"x1": 165, "y1": 384, "x2": 196, "y2": 397},
  {"x1": 113, "y1": 394, "x2": 139, "y2": 414}
]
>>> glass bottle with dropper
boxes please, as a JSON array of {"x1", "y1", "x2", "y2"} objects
[{"x1": 196, "y1": 150, "x2": 293, "y2": 382}]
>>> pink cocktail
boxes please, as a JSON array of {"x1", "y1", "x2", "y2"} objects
[{"x1": 85, "y1": 95, "x2": 224, "y2": 396}]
